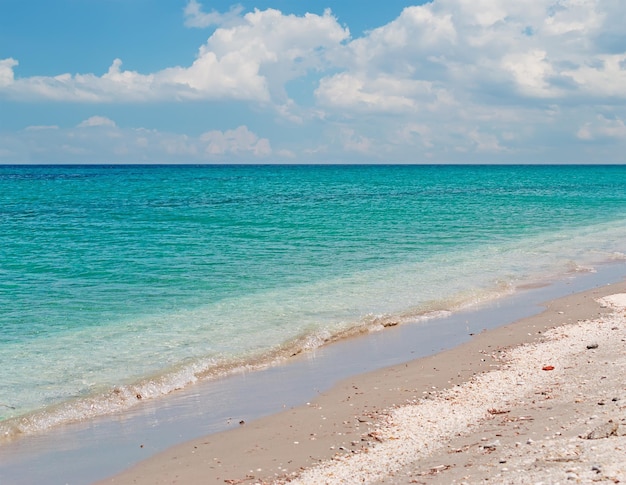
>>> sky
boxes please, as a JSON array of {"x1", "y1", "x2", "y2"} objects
[{"x1": 1, "y1": 0, "x2": 625, "y2": 164}]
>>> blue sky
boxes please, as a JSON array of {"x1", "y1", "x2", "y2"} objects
[{"x1": 1, "y1": 0, "x2": 625, "y2": 164}]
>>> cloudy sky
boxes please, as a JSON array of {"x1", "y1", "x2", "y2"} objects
[{"x1": 1, "y1": 0, "x2": 625, "y2": 164}]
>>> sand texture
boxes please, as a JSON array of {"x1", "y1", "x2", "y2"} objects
[
  {"x1": 295, "y1": 294, "x2": 626, "y2": 484},
  {"x1": 103, "y1": 281, "x2": 626, "y2": 485}
]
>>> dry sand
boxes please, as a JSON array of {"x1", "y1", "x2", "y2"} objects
[{"x1": 102, "y1": 281, "x2": 626, "y2": 485}]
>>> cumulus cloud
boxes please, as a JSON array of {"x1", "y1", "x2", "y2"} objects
[
  {"x1": 2, "y1": 1, "x2": 626, "y2": 162},
  {"x1": 4, "y1": 1, "x2": 623, "y2": 110},
  {"x1": 501, "y1": 49, "x2": 560, "y2": 98},
  {"x1": 577, "y1": 115, "x2": 626, "y2": 141},
  {"x1": 0, "y1": 58, "x2": 18, "y2": 87},
  {"x1": 200, "y1": 126, "x2": 272, "y2": 156},
  {"x1": 0, "y1": 119, "x2": 275, "y2": 164},
  {"x1": 0, "y1": 7, "x2": 348, "y2": 105},
  {"x1": 309, "y1": 0, "x2": 626, "y2": 159},
  {"x1": 396, "y1": 123, "x2": 434, "y2": 148},
  {"x1": 564, "y1": 53, "x2": 626, "y2": 97},
  {"x1": 339, "y1": 128, "x2": 373, "y2": 154},
  {"x1": 316, "y1": 73, "x2": 437, "y2": 113},
  {"x1": 183, "y1": 0, "x2": 244, "y2": 28},
  {"x1": 317, "y1": 0, "x2": 626, "y2": 113},
  {"x1": 466, "y1": 128, "x2": 506, "y2": 153}
]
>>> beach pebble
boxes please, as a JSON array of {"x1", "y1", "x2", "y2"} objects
[
  {"x1": 585, "y1": 421, "x2": 618, "y2": 439},
  {"x1": 482, "y1": 440, "x2": 500, "y2": 450},
  {"x1": 586, "y1": 343, "x2": 599, "y2": 349}
]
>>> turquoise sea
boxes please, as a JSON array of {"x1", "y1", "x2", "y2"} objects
[{"x1": 1, "y1": 164, "x2": 626, "y2": 439}]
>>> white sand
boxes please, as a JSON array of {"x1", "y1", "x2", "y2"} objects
[
  {"x1": 102, "y1": 283, "x2": 626, "y2": 485},
  {"x1": 289, "y1": 295, "x2": 626, "y2": 484}
]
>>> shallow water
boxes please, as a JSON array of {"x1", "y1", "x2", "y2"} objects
[
  {"x1": 1, "y1": 164, "x2": 626, "y2": 437},
  {"x1": 2, "y1": 263, "x2": 625, "y2": 485}
]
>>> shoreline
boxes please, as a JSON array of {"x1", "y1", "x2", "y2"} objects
[
  {"x1": 100, "y1": 274, "x2": 626, "y2": 484},
  {"x1": 1, "y1": 265, "x2": 625, "y2": 484}
]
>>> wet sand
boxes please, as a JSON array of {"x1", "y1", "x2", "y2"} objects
[{"x1": 101, "y1": 278, "x2": 626, "y2": 484}]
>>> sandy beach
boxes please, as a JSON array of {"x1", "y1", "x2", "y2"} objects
[{"x1": 100, "y1": 278, "x2": 626, "y2": 484}]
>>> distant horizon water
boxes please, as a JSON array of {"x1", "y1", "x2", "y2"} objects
[{"x1": 1, "y1": 164, "x2": 626, "y2": 440}]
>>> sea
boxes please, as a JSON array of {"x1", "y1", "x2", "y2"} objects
[{"x1": 1, "y1": 164, "x2": 626, "y2": 441}]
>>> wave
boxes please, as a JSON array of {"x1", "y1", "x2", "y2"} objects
[
  {"x1": 3, "y1": 217, "x2": 626, "y2": 442},
  {"x1": 0, "y1": 277, "x2": 519, "y2": 442}
]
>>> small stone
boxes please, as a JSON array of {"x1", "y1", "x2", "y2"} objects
[
  {"x1": 586, "y1": 343, "x2": 599, "y2": 349},
  {"x1": 585, "y1": 421, "x2": 618, "y2": 439},
  {"x1": 482, "y1": 440, "x2": 500, "y2": 450}
]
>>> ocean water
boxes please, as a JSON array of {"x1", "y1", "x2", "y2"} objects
[{"x1": 1, "y1": 164, "x2": 626, "y2": 439}]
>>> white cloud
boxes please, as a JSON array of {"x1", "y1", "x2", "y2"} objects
[
  {"x1": 542, "y1": 0, "x2": 604, "y2": 36},
  {"x1": 276, "y1": 149, "x2": 296, "y2": 158},
  {"x1": 502, "y1": 49, "x2": 561, "y2": 98},
  {"x1": 0, "y1": 8, "x2": 348, "y2": 105},
  {"x1": 183, "y1": 0, "x2": 244, "y2": 28},
  {"x1": 466, "y1": 128, "x2": 506, "y2": 153},
  {"x1": 0, "y1": 58, "x2": 17, "y2": 87},
  {"x1": 0, "y1": 120, "x2": 276, "y2": 164},
  {"x1": 77, "y1": 116, "x2": 117, "y2": 128},
  {"x1": 563, "y1": 53, "x2": 626, "y2": 97},
  {"x1": 306, "y1": 0, "x2": 626, "y2": 160},
  {"x1": 340, "y1": 128, "x2": 372, "y2": 154},
  {"x1": 577, "y1": 116, "x2": 626, "y2": 141},
  {"x1": 316, "y1": 73, "x2": 434, "y2": 112},
  {"x1": 200, "y1": 126, "x2": 271, "y2": 157},
  {"x1": 2, "y1": 1, "x2": 626, "y2": 163},
  {"x1": 396, "y1": 123, "x2": 434, "y2": 148},
  {"x1": 4, "y1": 1, "x2": 620, "y2": 110},
  {"x1": 317, "y1": 0, "x2": 626, "y2": 115}
]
